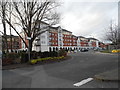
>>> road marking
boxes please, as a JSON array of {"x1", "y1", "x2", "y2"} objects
[{"x1": 73, "y1": 78, "x2": 93, "y2": 87}]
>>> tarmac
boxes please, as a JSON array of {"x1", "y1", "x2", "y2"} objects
[
  {"x1": 3, "y1": 65, "x2": 119, "y2": 81},
  {"x1": 94, "y1": 69, "x2": 119, "y2": 81},
  {"x1": 94, "y1": 52, "x2": 119, "y2": 81},
  {"x1": 2, "y1": 63, "x2": 31, "y2": 70},
  {"x1": 2, "y1": 52, "x2": 119, "y2": 81}
]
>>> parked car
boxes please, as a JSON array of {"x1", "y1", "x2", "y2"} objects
[
  {"x1": 111, "y1": 49, "x2": 120, "y2": 53},
  {"x1": 74, "y1": 50, "x2": 77, "y2": 53},
  {"x1": 81, "y1": 49, "x2": 88, "y2": 52}
]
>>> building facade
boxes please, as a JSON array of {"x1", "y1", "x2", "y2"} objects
[
  {"x1": 20, "y1": 22, "x2": 106, "y2": 52},
  {"x1": 2, "y1": 35, "x2": 20, "y2": 52}
]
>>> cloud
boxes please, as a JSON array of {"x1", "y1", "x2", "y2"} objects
[{"x1": 59, "y1": 1, "x2": 118, "y2": 41}]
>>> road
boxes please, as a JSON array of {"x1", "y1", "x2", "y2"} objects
[{"x1": 2, "y1": 51, "x2": 119, "y2": 88}]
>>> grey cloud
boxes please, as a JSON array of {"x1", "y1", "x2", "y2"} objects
[{"x1": 59, "y1": 1, "x2": 118, "y2": 41}]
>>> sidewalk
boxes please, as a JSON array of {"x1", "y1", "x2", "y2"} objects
[
  {"x1": 94, "y1": 69, "x2": 119, "y2": 81},
  {"x1": 2, "y1": 56, "x2": 71, "y2": 70},
  {"x1": 2, "y1": 63, "x2": 31, "y2": 70},
  {"x1": 95, "y1": 51, "x2": 118, "y2": 55}
]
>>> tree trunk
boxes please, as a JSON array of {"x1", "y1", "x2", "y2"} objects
[
  {"x1": 9, "y1": 3, "x2": 13, "y2": 52},
  {"x1": 2, "y1": 3, "x2": 8, "y2": 53}
]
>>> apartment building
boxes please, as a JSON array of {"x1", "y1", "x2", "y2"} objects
[
  {"x1": 32, "y1": 26, "x2": 78, "y2": 52},
  {"x1": 87, "y1": 38, "x2": 99, "y2": 49},
  {"x1": 99, "y1": 42, "x2": 106, "y2": 49},
  {"x1": 2, "y1": 35, "x2": 20, "y2": 52},
  {"x1": 77, "y1": 36, "x2": 89, "y2": 50},
  {"x1": 19, "y1": 32, "x2": 29, "y2": 50},
  {"x1": 20, "y1": 21, "x2": 105, "y2": 52}
]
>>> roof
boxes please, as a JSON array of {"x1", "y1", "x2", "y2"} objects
[
  {"x1": 49, "y1": 26, "x2": 59, "y2": 30},
  {"x1": 87, "y1": 37, "x2": 99, "y2": 41},
  {"x1": 2, "y1": 35, "x2": 19, "y2": 38},
  {"x1": 77, "y1": 36, "x2": 85, "y2": 38},
  {"x1": 38, "y1": 20, "x2": 50, "y2": 25},
  {"x1": 49, "y1": 26, "x2": 72, "y2": 33},
  {"x1": 41, "y1": 21, "x2": 50, "y2": 25},
  {"x1": 62, "y1": 29, "x2": 72, "y2": 33},
  {"x1": 72, "y1": 35, "x2": 77, "y2": 37}
]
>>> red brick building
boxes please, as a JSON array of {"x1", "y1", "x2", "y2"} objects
[{"x1": 2, "y1": 35, "x2": 20, "y2": 52}]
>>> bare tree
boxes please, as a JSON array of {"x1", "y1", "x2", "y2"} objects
[
  {"x1": 9, "y1": 2, "x2": 13, "y2": 52},
  {"x1": 106, "y1": 21, "x2": 119, "y2": 49},
  {"x1": 0, "y1": 2, "x2": 8, "y2": 52},
  {"x1": 118, "y1": 27, "x2": 120, "y2": 48},
  {"x1": 0, "y1": 0, "x2": 60, "y2": 52}
]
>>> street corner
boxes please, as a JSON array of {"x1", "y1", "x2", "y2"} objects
[{"x1": 94, "y1": 69, "x2": 119, "y2": 81}]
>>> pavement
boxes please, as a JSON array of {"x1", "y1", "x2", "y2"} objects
[
  {"x1": 2, "y1": 63, "x2": 31, "y2": 70},
  {"x1": 94, "y1": 69, "x2": 119, "y2": 81},
  {"x1": 3, "y1": 65, "x2": 119, "y2": 81},
  {"x1": 94, "y1": 51, "x2": 119, "y2": 81},
  {"x1": 2, "y1": 51, "x2": 118, "y2": 88},
  {"x1": 2, "y1": 56, "x2": 71, "y2": 70}
]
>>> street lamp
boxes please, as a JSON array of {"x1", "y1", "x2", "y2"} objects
[{"x1": 26, "y1": 37, "x2": 31, "y2": 62}]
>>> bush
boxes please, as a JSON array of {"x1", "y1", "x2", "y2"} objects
[
  {"x1": 40, "y1": 51, "x2": 58, "y2": 58},
  {"x1": 19, "y1": 52, "x2": 28, "y2": 63},
  {"x1": 2, "y1": 58, "x2": 13, "y2": 65},
  {"x1": 30, "y1": 60, "x2": 37, "y2": 64},
  {"x1": 2, "y1": 52, "x2": 21, "y2": 65},
  {"x1": 30, "y1": 56, "x2": 65, "y2": 64},
  {"x1": 41, "y1": 51, "x2": 50, "y2": 58},
  {"x1": 58, "y1": 49, "x2": 67, "y2": 57},
  {"x1": 31, "y1": 51, "x2": 38, "y2": 59},
  {"x1": 100, "y1": 50, "x2": 111, "y2": 53},
  {"x1": 49, "y1": 51, "x2": 58, "y2": 57}
]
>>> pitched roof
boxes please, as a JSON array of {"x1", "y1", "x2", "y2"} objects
[
  {"x1": 77, "y1": 36, "x2": 85, "y2": 38},
  {"x1": 62, "y1": 29, "x2": 72, "y2": 33},
  {"x1": 87, "y1": 37, "x2": 98, "y2": 41}
]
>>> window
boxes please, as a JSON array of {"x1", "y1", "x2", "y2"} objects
[
  {"x1": 41, "y1": 41, "x2": 45, "y2": 44},
  {"x1": 49, "y1": 37, "x2": 51, "y2": 40},
  {"x1": 41, "y1": 35, "x2": 45, "y2": 38}
]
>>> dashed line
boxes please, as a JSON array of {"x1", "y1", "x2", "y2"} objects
[{"x1": 73, "y1": 78, "x2": 93, "y2": 87}]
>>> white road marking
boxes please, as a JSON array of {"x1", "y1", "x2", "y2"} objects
[{"x1": 73, "y1": 78, "x2": 93, "y2": 87}]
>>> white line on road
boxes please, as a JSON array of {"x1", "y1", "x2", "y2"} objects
[{"x1": 73, "y1": 78, "x2": 93, "y2": 87}]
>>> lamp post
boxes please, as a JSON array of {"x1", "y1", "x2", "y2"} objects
[{"x1": 27, "y1": 37, "x2": 31, "y2": 62}]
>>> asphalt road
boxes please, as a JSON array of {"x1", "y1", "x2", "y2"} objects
[{"x1": 2, "y1": 51, "x2": 119, "y2": 88}]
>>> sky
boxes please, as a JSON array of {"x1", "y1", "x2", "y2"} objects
[
  {"x1": 0, "y1": 0, "x2": 119, "y2": 43},
  {"x1": 57, "y1": 0, "x2": 118, "y2": 42}
]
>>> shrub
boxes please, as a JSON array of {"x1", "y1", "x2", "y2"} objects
[
  {"x1": 49, "y1": 51, "x2": 58, "y2": 57},
  {"x1": 58, "y1": 49, "x2": 67, "y2": 57},
  {"x1": 19, "y1": 52, "x2": 28, "y2": 63},
  {"x1": 100, "y1": 50, "x2": 111, "y2": 53},
  {"x1": 30, "y1": 60, "x2": 37, "y2": 64},
  {"x1": 2, "y1": 52, "x2": 21, "y2": 65},
  {"x1": 31, "y1": 51, "x2": 38, "y2": 59},
  {"x1": 2, "y1": 58, "x2": 12, "y2": 65},
  {"x1": 30, "y1": 56, "x2": 65, "y2": 64}
]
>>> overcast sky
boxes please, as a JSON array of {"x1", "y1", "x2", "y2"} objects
[
  {"x1": 0, "y1": 0, "x2": 118, "y2": 42},
  {"x1": 57, "y1": 0, "x2": 118, "y2": 42}
]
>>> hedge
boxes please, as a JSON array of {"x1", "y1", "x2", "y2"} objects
[{"x1": 30, "y1": 56, "x2": 65, "y2": 64}]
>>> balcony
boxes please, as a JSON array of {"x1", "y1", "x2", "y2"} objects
[{"x1": 35, "y1": 43, "x2": 40, "y2": 46}]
